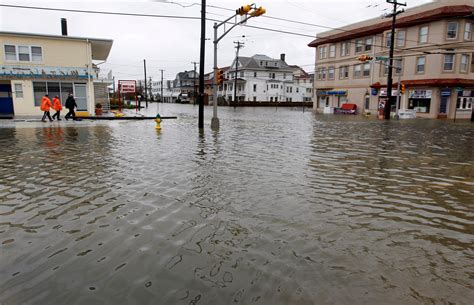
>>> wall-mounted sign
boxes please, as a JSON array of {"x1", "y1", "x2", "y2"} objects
[
  {"x1": 460, "y1": 90, "x2": 474, "y2": 97},
  {"x1": 316, "y1": 90, "x2": 347, "y2": 96},
  {"x1": 0, "y1": 65, "x2": 90, "y2": 79},
  {"x1": 119, "y1": 80, "x2": 136, "y2": 93},
  {"x1": 441, "y1": 89, "x2": 452, "y2": 97},
  {"x1": 371, "y1": 88, "x2": 378, "y2": 96},
  {"x1": 409, "y1": 89, "x2": 432, "y2": 99}
]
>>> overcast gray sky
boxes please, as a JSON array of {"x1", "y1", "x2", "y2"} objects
[{"x1": 1, "y1": 0, "x2": 432, "y2": 82}]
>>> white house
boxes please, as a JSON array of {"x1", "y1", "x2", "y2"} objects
[{"x1": 216, "y1": 54, "x2": 313, "y2": 103}]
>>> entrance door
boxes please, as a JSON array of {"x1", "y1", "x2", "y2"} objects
[
  {"x1": 440, "y1": 96, "x2": 448, "y2": 114},
  {"x1": 74, "y1": 84, "x2": 87, "y2": 111},
  {"x1": 0, "y1": 84, "x2": 14, "y2": 115}
]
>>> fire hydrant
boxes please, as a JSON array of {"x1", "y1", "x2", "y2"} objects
[{"x1": 155, "y1": 114, "x2": 161, "y2": 130}]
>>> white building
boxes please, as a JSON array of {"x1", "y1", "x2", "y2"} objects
[{"x1": 217, "y1": 54, "x2": 313, "y2": 103}]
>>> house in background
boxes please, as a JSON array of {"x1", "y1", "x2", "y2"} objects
[
  {"x1": 0, "y1": 23, "x2": 113, "y2": 117},
  {"x1": 216, "y1": 53, "x2": 313, "y2": 104},
  {"x1": 308, "y1": 0, "x2": 473, "y2": 119}
]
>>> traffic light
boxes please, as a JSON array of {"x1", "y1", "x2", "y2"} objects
[
  {"x1": 357, "y1": 54, "x2": 373, "y2": 62},
  {"x1": 236, "y1": 5, "x2": 252, "y2": 15},
  {"x1": 249, "y1": 6, "x2": 266, "y2": 17},
  {"x1": 216, "y1": 69, "x2": 224, "y2": 85},
  {"x1": 400, "y1": 83, "x2": 405, "y2": 94}
]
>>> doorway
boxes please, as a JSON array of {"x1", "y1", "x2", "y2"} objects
[{"x1": 0, "y1": 84, "x2": 14, "y2": 116}]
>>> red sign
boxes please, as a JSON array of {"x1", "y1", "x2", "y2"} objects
[{"x1": 119, "y1": 80, "x2": 136, "y2": 93}]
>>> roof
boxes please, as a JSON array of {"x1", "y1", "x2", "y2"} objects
[
  {"x1": 230, "y1": 54, "x2": 293, "y2": 71},
  {"x1": 308, "y1": 3, "x2": 474, "y2": 48},
  {"x1": 0, "y1": 31, "x2": 113, "y2": 61}
]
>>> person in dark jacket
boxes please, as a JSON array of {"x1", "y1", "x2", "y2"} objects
[{"x1": 64, "y1": 93, "x2": 77, "y2": 120}]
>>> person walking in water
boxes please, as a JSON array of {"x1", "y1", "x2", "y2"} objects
[
  {"x1": 64, "y1": 93, "x2": 77, "y2": 120},
  {"x1": 51, "y1": 95, "x2": 62, "y2": 120},
  {"x1": 40, "y1": 94, "x2": 53, "y2": 122}
]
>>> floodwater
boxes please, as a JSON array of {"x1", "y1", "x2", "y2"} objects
[{"x1": 0, "y1": 104, "x2": 473, "y2": 305}]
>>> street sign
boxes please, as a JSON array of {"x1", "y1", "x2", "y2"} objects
[
  {"x1": 119, "y1": 80, "x2": 136, "y2": 93},
  {"x1": 376, "y1": 56, "x2": 389, "y2": 61}
]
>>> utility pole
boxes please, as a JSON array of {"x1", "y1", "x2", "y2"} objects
[
  {"x1": 143, "y1": 59, "x2": 148, "y2": 108},
  {"x1": 192, "y1": 61, "x2": 198, "y2": 105},
  {"x1": 198, "y1": 0, "x2": 206, "y2": 129},
  {"x1": 160, "y1": 69, "x2": 164, "y2": 104},
  {"x1": 233, "y1": 41, "x2": 244, "y2": 109},
  {"x1": 384, "y1": 0, "x2": 406, "y2": 120}
]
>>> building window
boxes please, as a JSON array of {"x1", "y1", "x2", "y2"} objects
[
  {"x1": 4, "y1": 45, "x2": 16, "y2": 60},
  {"x1": 339, "y1": 66, "x2": 349, "y2": 79},
  {"x1": 253, "y1": 96, "x2": 257, "y2": 102},
  {"x1": 443, "y1": 54, "x2": 455, "y2": 71},
  {"x1": 396, "y1": 31, "x2": 406, "y2": 47},
  {"x1": 355, "y1": 39, "x2": 363, "y2": 53},
  {"x1": 457, "y1": 97, "x2": 472, "y2": 110},
  {"x1": 270, "y1": 97, "x2": 273, "y2": 102},
  {"x1": 365, "y1": 38, "x2": 373, "y2": 51},
  {"x1": 363, "y1": 63, "x2": 370, "y2": 77},
  {"x1": 354, "y1": 64, "x2": 362, "y2": 77},
  {"x1": 254, "y1": 72, "x2": 257, "y2": 77},
  {"x1": 319, "y1": 46, "x2": 327, "y2": 59},
  {"x1": 14, "y1": 83, "x2": 23, "y2": 98},
  {"x1": 447, "y1": 22, "x2": 458, "y2": 39},
  {"x1": 329, "y1": 45, "x2": 336, "y2": 58},
  {"x1": 465, "y1": 22, "x2": 472, "y2": 41},
  {"x1": 460, "y1": 54, "x2": 469, "y2": 72},
  {"x1": 384, "y1": 59, "x2": 403, "y2": 75},
  {"x1": 317, "y1": 67, "x2": 326, "y2": 80},
  {"x1": 416, "y1": 56, "x2": 426, "y2": 73},
  {"x1": 296, "y1": 88, "x2": 299, "y2": 93},
  {"x1": 240, "y1": 71, "x2": 244, "y2": 77},
  {"x1": 253, "y1": 84, "x2": 257, "y2": 92},
  {"x1": 283, "y1": 73, "x2": 286, "y2": 79},
  {"x1": 328, "y1": 67, "x2": 335, "y2": 80},
  {"x1": 340, "y1": 42, "x2": 350, "y2": 57},
  {"x1": 385, "y1": 32, "x2": 392, "y2": 48},
  {"x1": 419, "y1": 26, "x2": 429, "y2": 43}
]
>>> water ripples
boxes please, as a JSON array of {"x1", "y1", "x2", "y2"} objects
[{"x1": 0, "y1": 105, "x2": 473, "y2": 305}]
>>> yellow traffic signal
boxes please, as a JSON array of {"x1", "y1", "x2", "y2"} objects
[
  {"x1": 400, "y1": 83, "x2": 405, "y2": 94},
  {"x1": 236, "y1": 5, "x2": 252, "y2": 15},
  {"x1": 216, "y1": 69, "x2": 224, "y2": 85},
  {"x1": 249, "y1": 6, "x2": 266, "y2": 17},
  {"x1": 357, "y1": 54, "x2": 373, "y2": 62}
]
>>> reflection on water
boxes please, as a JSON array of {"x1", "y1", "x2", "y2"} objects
[{"x1": 0, "y1": 104, "x2": 473, "y2": 305}]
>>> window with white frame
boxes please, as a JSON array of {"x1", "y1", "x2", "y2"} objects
[
  {"x1": 341, "y1": 42, "x2": 350, "y2": 57},
  {"x1": 4, "y1": 45, "x2": 43, "y2": 62},
  {"x1": 465, "y1": 22, "x2": 472, "y2": 41},
  {"x1": 339, "y1": 66, "x2": 349, "y2": 79},
  {"x1": 354, "y1": 64, "x2": 362, "y2": 77},
  {"x1": 365, "y1": 38, "x2": 373, "y2": 51},
  {"x1": 329, "y1": 45, "x2": 336, "y2": 58},
  {"x1": 460, "y1": 54, "x2": 469, "y2": 72},
  {"x1": 317, "y1": 67, "x2": 327, "y2": 80},
  {"x1": 14, "y1": 83, "x2": 23, "y2": 98},
  {"x1": 4, "y1": 45, "x2": 16, "y2": 60},
  {"x1": 443, "y1": 54, "x2": 455, "y2": 71},
  {"x1": 328, "y1": 67, "x2": 335, "y2": 80},
  {"x1": 457, "y1": 97, "x2": 472, "y2": 110},
  {"x1": 363, "y1": 63, "x2": 370, "y2": 77},
  {"x1": 319, "y1": 46, "x2": 327, "y2": 59},
  {"x1": 355, "y1": 39, "x2": 363, "y2": 53},
  {"x1": 385, "y1": 32, "x2": 392, "y2": 48},
  {"x1": 396, "y1": 31, "x2": 406, "y2": 46},
  {"x1": 447, "y1": 22, "x2": 458, "y2": 39},
  {"x1": 416, "y1": 56, "x2": 426, "y2": 73},
  {"x1": 419, "y1": 26, "x2": 429, "y2": 43},
  {"x1": 384, "y1": 59, "x2": 403, "y2": 75}
]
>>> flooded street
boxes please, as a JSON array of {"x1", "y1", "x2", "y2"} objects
[{"x1": 0, "y1": 104, "x2": 473, "y2": 305}]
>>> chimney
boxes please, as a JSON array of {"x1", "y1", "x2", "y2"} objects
[
  {"x1": 61, "y1": 18, "x2": 68, "y2": 36},
  {"x1": 280, "y1": 53, "x2": 286, "y2": 62}
]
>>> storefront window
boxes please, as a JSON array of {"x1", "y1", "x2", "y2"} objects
[
  {"x1": 33, "y1": 82, "x2": 47, "y2": 106},
  {"x1": 33, "y1": 82, "x2": 76, "y2": 107},
  {"x1": 457, "y1": 97, "x2": 473, "y2": 110},
  {"x1": 409, "y1": 99, "x2": 431, "y2": 113}
]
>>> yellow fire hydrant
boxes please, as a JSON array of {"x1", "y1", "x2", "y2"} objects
[{"x1": 155, "y1": 114, "x2": 161, "y2": 130}]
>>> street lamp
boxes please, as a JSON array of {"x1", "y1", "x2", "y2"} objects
[{"x1": 211, "y1": 4, "x2": 266, "y2": 129}]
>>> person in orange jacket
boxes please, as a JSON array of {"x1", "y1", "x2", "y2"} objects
[
  {"x1": 40, "y1": 94, "x2": 53, "y2": 122},
  {"x1": 51, "y1": 95, "x2": 63, "y2": 121}
]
